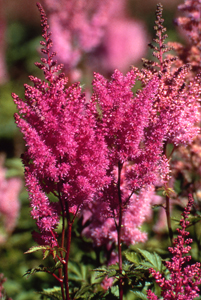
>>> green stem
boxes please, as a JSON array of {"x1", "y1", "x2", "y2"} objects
[{"x1": 165, "y1": 195, "x2": 173, "y2": 246}]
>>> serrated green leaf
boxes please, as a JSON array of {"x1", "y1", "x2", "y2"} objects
[
  {"x1": 137, "y1": 249, "x2": 154, "y2": 264},
  {"x1": 88, "y1": 291, "x2": 104, "y2": 300},
  {"x1": 43, "y1": 250, "x2": 50, "y2": 260},
  {"x1": 110, "y1": 286, "x2": 119, "y2": 297},
  {"x1": 130, "y1": 290, "x2": 148, "y2": 300},
  {"x1": 94, "y1": 267, "x2": 108, "y2": 278},
  {"x1": 137, "y1": 249, "x2": 163, "y2": 272},
  {"x1": 38, "y1": 286, "x2": 62, "y2": 300},
  {"x1": 95, "y1": 272, "x2": 107, "y2": 280},
  {"x1": 138, "y1": 262, "x2": 154, "y2": 269},
  {"x1": 125, "y1": 251, "x2": 140, "y2": 265},
  {"x1": 23, "y1": 265, "x2": 44, "y2": 278},
  {"x1": 24, "y1": 245, "x2": 48, "y2": 254},
  {"x1": 74, "y1": 284, "x2": 91, "y2": 298},
  {"x1": 107, "y1": 270, "x2": 117, "y2": 278}
]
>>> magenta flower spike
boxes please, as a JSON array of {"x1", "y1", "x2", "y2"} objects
[
  {"x1": 147, "y1": 195, "x2": 201, "y2": 300},
  {"x1": 12, "y1": 3, "x2": 108, "y2": 247},
  {"x1": 40, "y1": 0, "x2": 116, "y2": 73}
]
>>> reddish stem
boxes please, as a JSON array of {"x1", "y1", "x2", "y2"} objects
[
  {"x1": 117, "y1": 161, "x2": 123, "y2": 300},
  {"x1": 64, "y1": 221, "x2": 72, "y2": 300}
]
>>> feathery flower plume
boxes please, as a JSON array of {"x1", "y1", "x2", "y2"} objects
[
  {"x1": 81, "y1": 68, "x2": 170, "y2": 249},
  {"x1": 40, "y1": 0, "x2": 115, "y2": 73},
  {"x1": 147, "y1": 195, "x2": 201, "y2": 300},
  {"x1": 141, "y1": 3, "x2": 200, "y2": 147},
  {"x1": 12, "y1": 3, "x2": 108, "y2": 246}
]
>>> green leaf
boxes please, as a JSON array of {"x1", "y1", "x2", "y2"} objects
[
  {"x1": 125, "y1": 251, "x2": 140, "y2": 265},
  {"x1": 55, "y1": 261, "x2": 62, "y2": 269},
  {"x1": 110, "y1": 286, "x2": 119, "y2": 297},
  {"x1": 107, "y1": 269, "x2": 117, "y2": 278},
  {"x1": 24, "y1": 245, "x2": 48, "y2": 254},
  {"x1": 53, "y1": 250, "x2": 57, "y2": 259},
  {"x1": 74, "y1": 283, "x2": 93, "y2": 298},
  {"x1": 188, "y1": 215, "x2": 201, "y2": 225},
  {"x1": 130, "y1": 290, "x2": 148, "y2": 300},
  {"x1": 94, "y1": 267, "x2": 108, "y2": 279},
  {"x1": 137, "y1": 249, "x2": 163, "y2": 272},
  {"x1": 23, "y1": 265, "x2": 45, "y2": 278},
  {"x1": 43, "y1": 250, "x2": 50, "y2": 260},
  {"x1": 38, "y1": 287, "x2": 63, "y2": 300}
]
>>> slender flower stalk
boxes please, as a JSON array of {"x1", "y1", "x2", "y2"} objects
[{"x1": 147, "y1": 195, "x2": 201, "y2": 300}]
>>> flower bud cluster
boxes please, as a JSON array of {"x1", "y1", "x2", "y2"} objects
[{"x1": 147, "y1": 195, "x2": 201, "y2": 300}]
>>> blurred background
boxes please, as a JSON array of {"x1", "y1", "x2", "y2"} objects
[{"x1": 0, "y1": 0, "x2": 189, "y2": 299}]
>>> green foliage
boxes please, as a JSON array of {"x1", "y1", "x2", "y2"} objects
[
  {"x1": 4, "y1": 157, "x2": 24, "y2": 177},
  {"x1": 38, "y1": 287, "x2": 63, "y2": 300},
  {"x1": 124, "y1": 248, "x2": 166, "y2": 280},
  {"x1": 130, "y1": 290, "x2": 148, "y2": 300},
  {"x1": 95, "y1": 264, "x2": 119, "y2": 281},
  {"x1": 120, "y1": 248, "x2": 167, "y2": 298},
  {"x1": 24, "y1": 263, "x2": 62, "y2": 280},
  {"x1": 25, "y1": 245, "x2": 66, "y2": 260},
  {"x1": 136, "y1": 249, "x2": 165, "y2": 272}
]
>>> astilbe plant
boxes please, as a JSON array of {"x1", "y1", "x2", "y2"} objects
[
  {"x1": 140, "y1": 3, "x2": 200, "y2": 244},
  {"x1": 12, "y1": 3, "x2": 167, "y2": 299},
  {"x1": 147, "y1": 195, "x2": 201, "y2": 300},
  {"x1": 83, "y1": 2, "x2": 201, "y2": 271},
  {"x1": 168, "y1": 0, "x2": 201, "y2": 212},
  {"x1": 86, "y1": 68, "x2": 167, "y2": 298},
  {"x1": 141, "y1": 4, "x2": 200, "y2": 147},
  {"x1": 10, "y1": 2, "x2": 201, "y2": 300},
  {"x1": 12, "y1": 3, "x2": 109, "y2": 299}
]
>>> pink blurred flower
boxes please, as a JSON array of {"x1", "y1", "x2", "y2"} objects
[
  {"x1": 92, "y1": 18, "x2": 148, "y2": 74},
  {"x1": 82, "y1": 180, "x2": 156, "y2": 247},
  {"x1": 101, "y1": 276, "x2": 114, "y2": 291},
  {"x1": 41, "y1": 0, "x2": 116, "y2": 72},
  {"x1": 0, "y1": 155, "x2": 21, "y2": 243}
]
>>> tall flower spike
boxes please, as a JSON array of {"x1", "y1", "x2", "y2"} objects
[
  {"x1": 91, "y1": 68, "x2": 159, "y2": 165},
  {"x1": 142, "y1": 3, "x2": 175, "y2": 75},
  {"x1": 140, "y1": 3, "x2": 200, "y2": 147},
  {"x1": 147, "y1": 195, "x2": 201, "y2": 300},
  {"x1": 40, "y1": 0, "x2": 115, "y2": 73},
  {"x1": 82, "y1": 69, "x2": 167, "y2": 249},
  {"x1": 12, "y1": 3, "x2": 108, "y2": 246}
]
